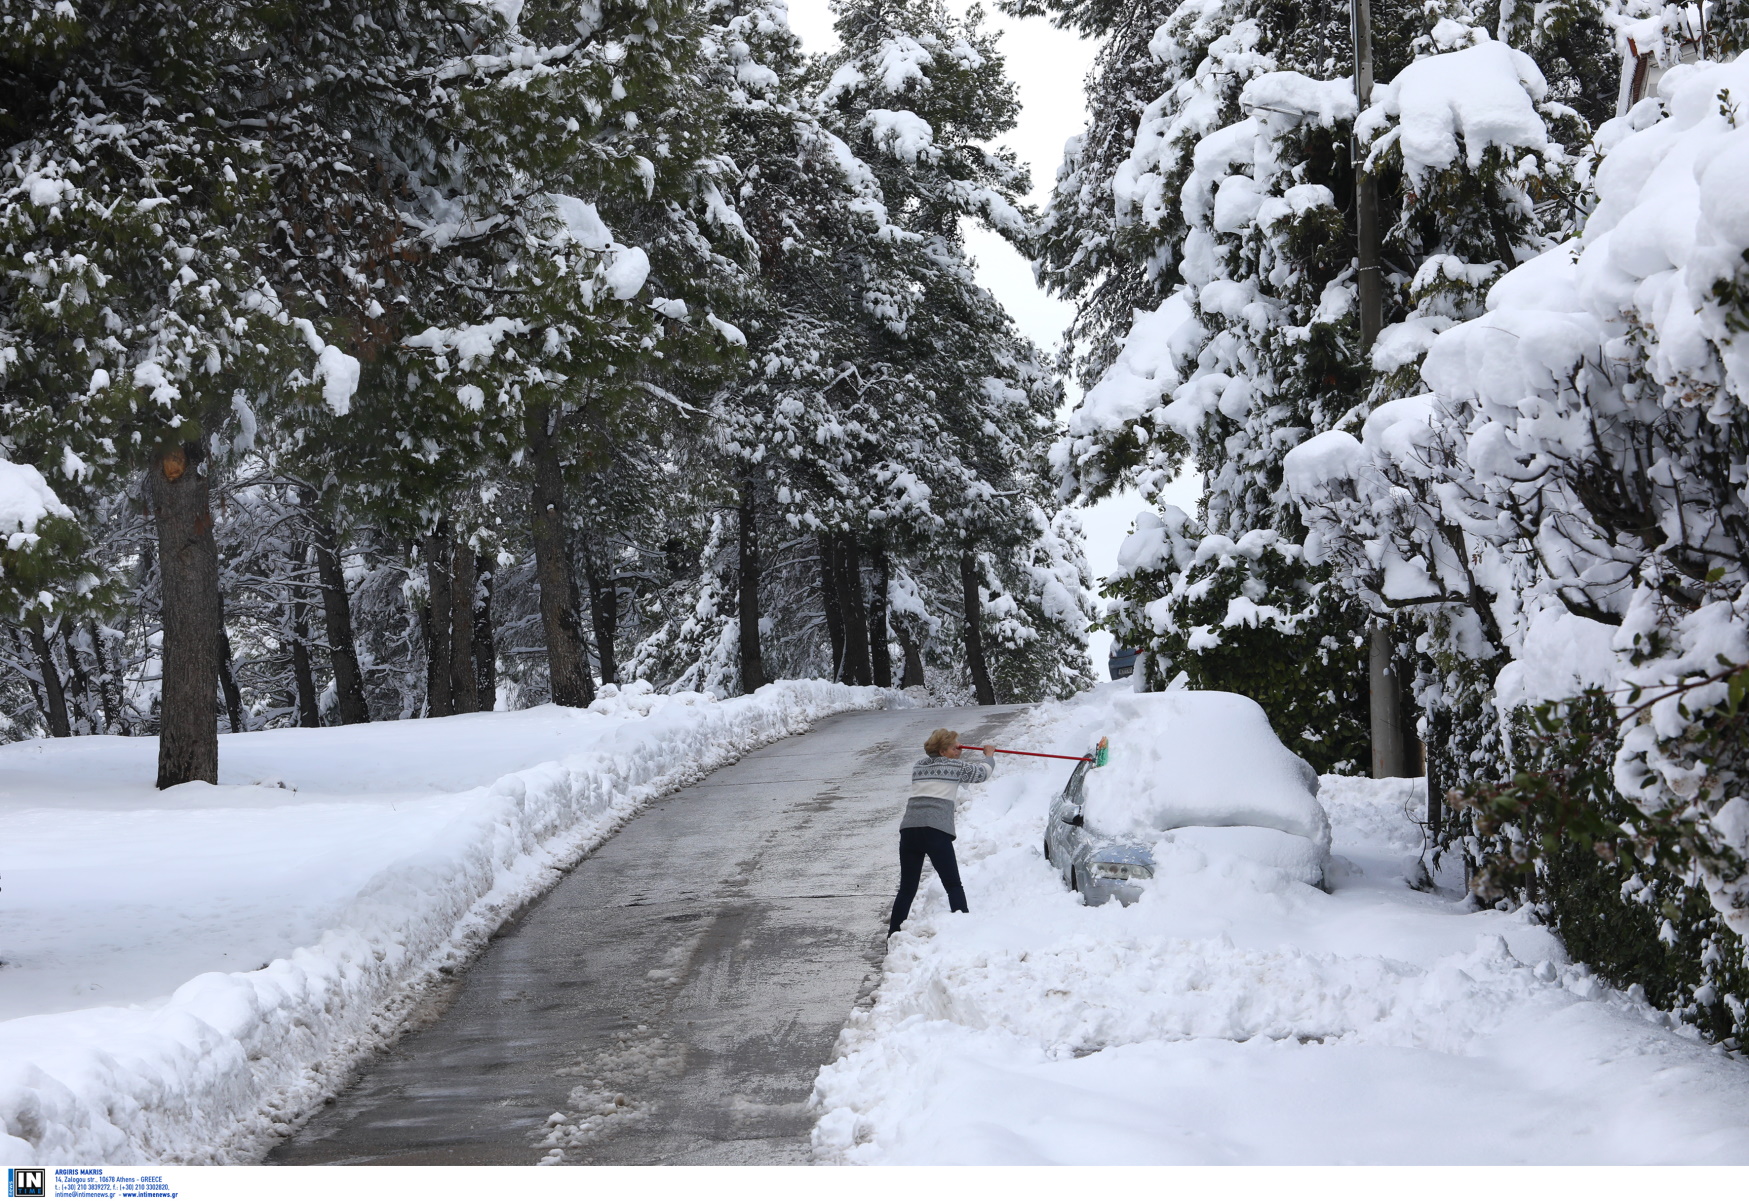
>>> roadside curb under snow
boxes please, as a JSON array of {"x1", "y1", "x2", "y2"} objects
[{"x1": 0, "y1": 680, "x2": 886, "y2": 1165}]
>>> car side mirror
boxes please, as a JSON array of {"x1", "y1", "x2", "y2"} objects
[{"x1": 1068, "y1": 811, "x2": 1084, "y2": 828}]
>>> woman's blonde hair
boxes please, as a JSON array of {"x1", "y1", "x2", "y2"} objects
[{"x1": 924, "y1": 728, "x2": 959, "y2": 757}]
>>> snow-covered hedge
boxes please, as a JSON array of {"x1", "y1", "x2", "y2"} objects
[
  {"x1": 1291, "y1": 53, "x2": 1749, "y2": 937},
  {"x1": 0, "y1": 680, "x2": 883, "y2": 1164},
  {"x1": 1051, "y1": 0, "x2": 1749, "y2": 1036},
  {"x1": 1243, "y1": 49, "x2": 1749, "y2": 1040}
]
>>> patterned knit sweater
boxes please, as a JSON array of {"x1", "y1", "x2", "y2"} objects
[{"x1": 900, "y1": 754, "x2": 994, "y2": 838}]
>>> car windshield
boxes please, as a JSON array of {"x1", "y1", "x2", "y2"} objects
[{"x1": 1065, "y1": 759, "x2": 1091, "y2": 801}]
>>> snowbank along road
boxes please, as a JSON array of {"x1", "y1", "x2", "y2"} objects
[
  {"x1": 812, "y1": 687, "x2": 1749, "y2": 1164},
  {"x1": 270, "y1": 704, "x2": 1025, "y2": 1165},
  {"x1": 0, "y1": 682, "x2": 882, "y2": 1163}
]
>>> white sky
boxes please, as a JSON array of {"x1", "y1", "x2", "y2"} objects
[{"x1": 784, "y1": 0, "x2": 1201, "y2": 678}]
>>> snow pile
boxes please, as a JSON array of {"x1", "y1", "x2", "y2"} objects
[
  {"x1": 0, "y1": 680, "x2": 883, "y2": 1164},
  {"x1": 0, "y1": 461, "x2": 71, "y2": 548},
  {"x1": 603, "y1": 246, "x2": 650, "y2": 300},
  {"x1": 864, "y1": 109, "x2": 937, "y2": 163},
  {"x1": 1051, "y1": 297, "x2": 1200, "y2": 500},
  {"x1": 547, "y1": 193, "x2": 614, "y2": 249},
  {"x1": 1360, "y1": 39, "x2": 1552, "y2": 182},
  {"x1": 1077, "y1": 297, "x2": 1198, "y2": 436},
  {"x1": 811, "y1": 687, "x2": 1749, "y2": 1164},
  {"x1": 1493, "y1": 604, "x2": 1623, "y2": 710},
  {"x1": 1070, "y1": 689, "x2": 1328, "y2": 848},
  {"x1": 1239, "y1": 71, "x2": 1355, "y2": 129},
  {"x1": 288, "y1": 319, "x2": 361, "y2": 417}
]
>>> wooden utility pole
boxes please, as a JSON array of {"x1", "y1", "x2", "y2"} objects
[
  {"x1": 1352, "y1": 0, "x2": 1381, "y2": 351},
  {"x1": 1353, "y1": 0, "x2": 1411, "y2": 780}
]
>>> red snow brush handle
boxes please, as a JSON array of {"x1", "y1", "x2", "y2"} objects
[{"x1": 959, "y1": 745, "x2": 1092, "y2": 763}]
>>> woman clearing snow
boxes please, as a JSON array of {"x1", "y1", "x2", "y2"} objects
[{"x1": 889, "y1": 728, "x2": 993, "y2": 935}]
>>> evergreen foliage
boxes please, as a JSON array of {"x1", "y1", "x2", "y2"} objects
[
  {"x1": 1458, "y1": 693, "x2": 1749, "y2": 1045},
  {"x1": 0, "y1": 0, "x2": 1093, "y2": 765},
  {"x1": 1037, "y1": 0, "x2": 1749, "y2": 1046}
]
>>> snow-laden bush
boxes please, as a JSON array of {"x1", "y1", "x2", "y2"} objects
[
  {"x1": 1104, "y1": 504, "x2": 1369, "y2": 771},
  {"x1": 1285, "y1": 53, "x2": 1749, "y2": 1035}
]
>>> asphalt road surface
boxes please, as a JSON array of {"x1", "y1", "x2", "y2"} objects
[{"x1": 269, "y1": 702, "x2": 1026, "y2": 1166}]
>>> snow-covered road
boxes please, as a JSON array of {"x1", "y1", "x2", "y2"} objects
[
  {"x1": 271, "y1": 704, "x2": 1025, "y2": 1165},
  {"x1": 812, "y1": 685, "x2": 1749, "y2": 1164}
]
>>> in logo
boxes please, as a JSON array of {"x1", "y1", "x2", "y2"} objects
[{"x1": 6, "y1": 1169, "x2": 44, "y2": 1199}]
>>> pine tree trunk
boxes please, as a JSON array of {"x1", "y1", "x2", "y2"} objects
[
  {"x1": 899, "y1": 632, "x2": 926, "y2": 690},
  {"x1": 25, "y1": 614, "x2": 71, "y2": 738},
  {"x1": 473, "y1": 552, "x2": 497, "y2": 709},
  {"x1": 307, "y1": 503, "x2": 369, "y2": 724},
  {"x1": 423, "y1": 523, "x2": 454, "y2": 717},
  {"x1": 11, "y1": 626, "x2": 50, "y2": 729},
  {"x1": 525, "y1": 399, "x2": 594, "y2": 707},
  {"x1": 149, "y1": 442, "x2": 221, "y2": 788},
  {"x1": 818, "y1": 533, "x2": 845, "y2": 679},
  {"x1": 88, "y1": 620, "x2": 126, "y2": 734},
  {"x1": 287, "y1": 541, "x2": 321, "y2": 728},
  {"x1": 737, "y1": 485, "x2": 766, "y2": 694},
  {"x1": 449, "y1": 539, "x2": 479, "y2": 714},
  {"x1": 218, "y1": 625, "x2": 245, "y2": 733},
  {"x1": 1352, "y1": 0, "x2": 1382, "y2": 351},
  {"x1": 960, "y1": 547, "x2": 996, "y2": 706},
  {"x1": 61, "y1": 622, "x2": 97, "y2": 734},
  {"x1": 582, "y1": 543, "x2": 619, "y2": 686},
  {"x1": 834, "y1": 536, "x2": 872, "y2": 686},
  {"x1": 868, "y1": 546, "x2": 892, "y2": 689}
]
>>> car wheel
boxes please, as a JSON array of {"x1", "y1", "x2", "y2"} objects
[
  {"x1": 1043, "y1": 837, "x2": 1050, "y2": 861},
  {"x1": 1069, "y1": 866, "x2": 1078, "y2": 893}
]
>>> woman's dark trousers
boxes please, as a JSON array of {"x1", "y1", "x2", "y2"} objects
[{"x1": 889, "y1": 826, "x2": 968, "y2": 934}]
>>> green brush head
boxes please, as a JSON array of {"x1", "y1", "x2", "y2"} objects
[{"x1": 1093, "y1": 737, "x2": 1109, "y2": 767}]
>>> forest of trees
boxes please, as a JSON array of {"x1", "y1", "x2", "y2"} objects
[
  {"x1": 0, "y1": 0, "x2": 1096, "y2": 786},
  {"x1": 12, "y1": 0, "x2": 1749, "y2": 1055},
  {"x1": 1038, "y1": 0, "x2": 1749, "y2": 1045}
]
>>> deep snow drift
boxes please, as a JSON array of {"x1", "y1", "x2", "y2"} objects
[
  {"x1": 1073, "y1": 690, "x2": 1328, "y2": 850},
  {"x1": 0, "y1": 680, "x2": 883, "y2": 1164},
  {"x1": 812, "y1": 684, "x2": 1749, "y2": 1164}
]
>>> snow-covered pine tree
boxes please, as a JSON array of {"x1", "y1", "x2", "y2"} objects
[
  {"x1": 2, "y1": 1, "x2": 353, "y2": 783},
  {"x1": 1030, "y1": 0, "x2": 1419, "y2": 407},
  {"x1": 371, "y1": 0, "x2": 752, "y2": 709},
  {"x1": 1031, "y1": 0, "x2": 1237, "y2": 396},
  {"x1": 232, "y1": 0, "x2": 518, "y2": 724},
  {"x1": 1287, "y1": 30, "x2": 1581, "y2": 795},
  {"x1": 0, "y1": 459, "x2": 88, "y2": 739},
  {"x1": 812, "y1": 0, "x2": 1094, "y2": 701},
  {"x1": 624, "y1": 0, "x2": 910, "y2": 695},
  {"x1": 1092, "y1": 68, "x2": 1371, "y2": 770}
]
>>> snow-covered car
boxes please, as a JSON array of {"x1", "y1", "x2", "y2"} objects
[
  {"x1": 1107, "y1": 644, "x2": 1138, "y2": 679},
  {"x1": 1043, "y1": 689, "x2": 1332, "y2": 904},
  {"x1": 1044, "y1": 756, "x2": 1156, "y2": 906}
]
